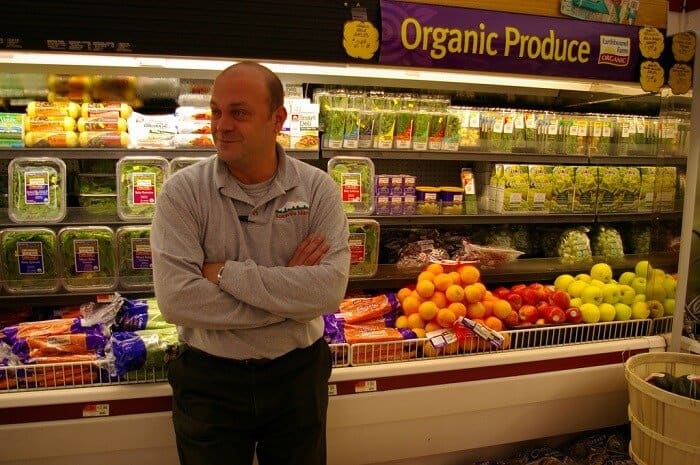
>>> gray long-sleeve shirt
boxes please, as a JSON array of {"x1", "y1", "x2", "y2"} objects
[{"x1": 150, "y1": 145, "x2": 350, "y2": 359}]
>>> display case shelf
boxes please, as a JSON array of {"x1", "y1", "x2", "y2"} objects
[
  {"x1": 324, "y1": 149, "x2": 689, "y2": 167},
  {"x1": 0, "y1": 148, "x2": 320, "y2": 160},
  {"x1": 323, "y1": 149, "x2": 590, "y2": 164},
  {"x1": 596, "y1": 210, "x2": 683, "y2": 222},
  {"x1": 373, "y1": 213, "x2": 597, "y2": 226},
  {"x1": 346, "y1": 253, "x2": 679, "y2": 290}
]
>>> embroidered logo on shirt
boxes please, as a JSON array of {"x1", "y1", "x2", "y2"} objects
[{"x1": 275, "y1": 201, "x2": 310, "y2": 219}]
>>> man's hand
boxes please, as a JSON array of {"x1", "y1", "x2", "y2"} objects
[
  {"x1": 202, "y1": 262, "x2": 225, "y2": 284},
  {"x1": 287, "y1": 234, "x2": 329, "y2": 266}
]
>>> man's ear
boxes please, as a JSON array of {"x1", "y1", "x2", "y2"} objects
[{"x1": 272, "y1": 105, "x2": 287, "y2": 132}]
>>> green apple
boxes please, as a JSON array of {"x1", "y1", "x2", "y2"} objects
[
  {"x1": 590, "y1": 262, "x2": 613, "y2": 283},
  {"x1": 575, "y1": 273, "x2": 592, "y2": 283},
  {"x1": 619, "y1": 284, "x2": 636, "y2": 305},
  {"x1": 647, "y1": 300, "x2": 665, "y2": 319},
  {"x1": 635, "y1": 260, "x2": 652, "y2": 279},
  {"x1": 602, "y1": 283, "x2": 621, "y2": 304},
  {"x1": 580, "y1": 303, "x2": 601, "y2": 323},
  {"x1": 614, "y1": 303, "x2": 632, "y2": 321},
  {"x1": 631, "y1": 301, "x2": 650, "y2": 319},
  {"x1": 590, "y1": 279, "x2": 606, "y2": 289},
  {"x1": 634, "y1": 294, "x2": 646, "y2": 303},
  {"x1": 631, "y1": 276, "x2": 647, "y2": 296},
  {"x1": 569, "y1": 297, "x2": 583, "y2": 308},
  {"x1": 567, "y1": 280, "x2": 588, "y2": 298},
  {"x1": 554, "y1": 274, "x2": 576, "y2": 292},
  {"x1": 662, "y1": 276, "x2": 677, "y2": 299},
  {"x1": 581, "y1": 285, "x2": 603, "y2": 305},
  {"x1": 663, "y1": 298, "x2": 676, "y2": 316},
  {"x1": 619, "y1": 271, "x2": 636, "y2": 286}
]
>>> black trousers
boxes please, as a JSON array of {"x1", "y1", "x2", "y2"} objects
[{"x1": 168, "y1": 338, "x2": 332, "y2": 465}]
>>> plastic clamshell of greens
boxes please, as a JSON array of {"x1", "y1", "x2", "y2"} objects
[
  {"x1": 116, "y1": 156, "x2": 169, "y2": 221},
  {"x1": 1, "y1": 227, "x2": 60, "y2": 294},
  {"x1": 8, "y1": 157, "x2": 67, "y2": 224},
  {"x1": 347, "y1": 219, "x2": 380, "y2": 278},
  {"x1": 170, "y1": 156, "x2": 209, "y2": 174},
  {"x1": 327, "y1": 156, "x2": 375, "y2": 216},
  {"x1": 58, "y1": 225, "x2": 117, "y2": 292},
  {"x1": 115, "y1": 225, "x2": 153, "y2": 290}
]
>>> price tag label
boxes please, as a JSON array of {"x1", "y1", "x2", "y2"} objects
[
  {"x1": 354, "y1": 380, "x2": 377, "y2": 393},
  {"x1": 83, "y1": 403, "x2": 110, "y2": 417}
]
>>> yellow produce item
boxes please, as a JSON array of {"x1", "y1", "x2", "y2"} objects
[
  {"x1": 25, "y1": 116, "x2": 76, "y2": 132},
  {"x1": 77, "y1": 116, "x2": 127, "y2": 132},
  {"x1": 26, "y1": 101, "x2": 80, "y2": 119},
  {"x1": 79, "y1": 131, "x2": 129, "y2": 148},
  {"x1": 81, "y1": 102, "x2": 132, "y2": 119},
  {"x1": 24, "y1": 131, "x2": 79, "y2": 148}
]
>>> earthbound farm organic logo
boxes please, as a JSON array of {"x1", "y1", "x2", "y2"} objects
[
  {"x1": 275, "y1": 201, "x2": 310, "y2": 219},
  {"x1": 598, "y1": 35, "x2": 631, "y2": 66},
  {"x1": 397, "y1": 18, "x2": 629, "y2": 66}
]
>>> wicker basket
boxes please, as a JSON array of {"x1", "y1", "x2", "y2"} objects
[{"x1": 625, "y1": 352, "x2": 700, "y2": 465}]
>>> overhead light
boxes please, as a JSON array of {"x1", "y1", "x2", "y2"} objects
[{"x1": 0, "y1": 51, "x2": 646, "y2": 95}]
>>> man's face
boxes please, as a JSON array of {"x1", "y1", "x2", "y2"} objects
[{"x1": 210, "y1": 68, "x2": 285, "y2": 166}]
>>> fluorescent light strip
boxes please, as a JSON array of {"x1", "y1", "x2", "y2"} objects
[{"x1": 0, "y1": 51, "x2": 646, "y2": 94}]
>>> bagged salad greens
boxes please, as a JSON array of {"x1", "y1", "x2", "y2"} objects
[
  {"x1": 348, "y1": 219, "x2": 380, "y2": 278},
  {"x1": 116, "y1": 225, "x2": 153, "y2": 289},
  {"x1": 8, "y1": 157, "x2": 66, "y2": 224},
  {"x1": 1, "y1": 227, "x2": 60, "y2": 294},
  {"x1": 116, "y1": 156, "x2": 169, "y2": 221},
  {"x1": 58, "y1": 226, "x2": 117, "y2": 292},
  {"x1": 328, "y1": 156, "x2": 375, "y2": 216}
]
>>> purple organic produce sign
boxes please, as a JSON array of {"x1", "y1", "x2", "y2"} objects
[{"x1": 379, "y1": 0, "x2": 641, "y2": 81}]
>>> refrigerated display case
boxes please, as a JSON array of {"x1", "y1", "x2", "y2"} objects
[{"x1": 0, "y1": 16, "x2": 698, "y2": 465}]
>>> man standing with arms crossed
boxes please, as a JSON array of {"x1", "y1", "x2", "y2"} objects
[{"x1": 151, "y1": 61, "x2": 350, "y2": 465}]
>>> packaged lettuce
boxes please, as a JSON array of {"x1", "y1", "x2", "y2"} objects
[
  {"x1": 572, "y1": 166, "x2": 598, "y2": 213},
  {"x1": 342, "y1": 108, "x2": 360, "y2": 149},
  {"x1": 116, "y1": 156, "x2": 169, "y2": 221},
  {"x1": 348, "y1": 219, "x2": 380, "y2": 278},
  {"x1": 550, "y1": 165, "x2": 575, "y2": 212},
  {"x1": 357, "y1": 111, "x2": 376, "y2": 149},
  {"x1": 441, "y1": 111, "x2": 461, "y2": 151},
  {"x1": 170, "y1": 156, "x2": 208, "y2": 174},
  {"x1": 412, "y1": 111, "x2": 430, "y2": 150},
  {"x1": 1, "y1": 227, "x2": 60, "y2": 294},
  {"x1": 116, "y1": 225, "x2": 153, "y2": 290},
  {"x1": 8, "y1": 157, "x2": 66, "y2": 224},
  {"x1": 393, "y1": 110, "x2": 415, "y2": 149},
  {"x1": 596, "y1": 166, "x2": 623, "y2": 212},
  {"x1": 618, "y1": 166, "x2": 641, "y2": 211},
  {"x1": 325, "y1": 108, "x2": 346, "y2": 149},
  {"x1": 526, "y1": 165, "x2": 552, "y2": 212},
  {"x1": 373, "y1": 110, "x2": 396, "y2": 149},
  {"x1": 58, "y1": 226, "x2": 117, "y2": 292},
  {"x1": 428, "y1": 112, "x2": 447, "y2": 150},
  {"x1": 327, "y1": 156, "x2": 375, "y2": 216}
]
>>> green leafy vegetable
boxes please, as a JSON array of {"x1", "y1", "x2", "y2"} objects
[
  {"x1": 117, "y1": 158, "x2": 168, "y2": 220},
  {"x1": 1, "y1": 228, "x2": 59, "y2": 293},
  {"x1": 59, "y1": 226, "x2": 117, "y2": 291},
  {"x1": 9, "y1": 158, "x2": 66, "y2": 223},
  {"x1": 328, "y1": 157, "x2": 374, "y2": 216},
  {"x1": 116, "y1": 226, "x2": 153, "y2": 289},
  {"x1": 348, "y1": 220, "x2": 380, "y2": 278}
]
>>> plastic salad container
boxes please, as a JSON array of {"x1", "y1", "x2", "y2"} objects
[
  {"x1": 58, "y1": 226, "x2": 117, "y2": 292},
  {"x1": 116, "y1": 156, "x2": 169, "y2": 221},
  {"x1": 327, "y1": 156, "x2": 375, "y2": 216},
  {"x1": 8, "y1": 157, "x2": 67, "y2": 224},
  {"x1": 348, "y1": 219, "x2": 380, "y2": 278},
  {"x1": 115, "y1": 225, "x2": 153, "y2": 289},
  {"x1": 170, "y1": 156, "x2": 208, "y2": 174},
  {"x1": 0, "y1": 227, "x2": 60, "y2": 294}
]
